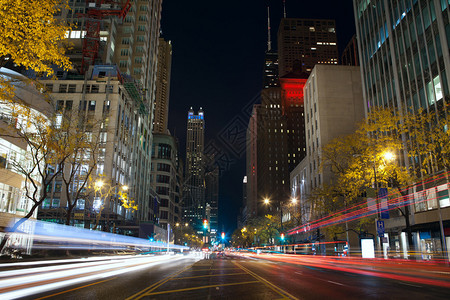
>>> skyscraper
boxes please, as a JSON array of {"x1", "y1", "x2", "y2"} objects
[
  {"x1": 353, "y1": 0, "x2": 450, "y2": 257},
  {"x1": 153, "y1": 38, "x2": 172, "y2": 134},
  {"x1": 278, "y1": 18, "x2": 339, "y2": 76},
  {"x1": 263, "y1": 6, "x2": 279, "y2": 89},
  {"x1": 38, "y1": 1, "x2": 163, "y2": 235},
  {"x1": 184, "y1": 108, "x2": 206, "y2": 232}
]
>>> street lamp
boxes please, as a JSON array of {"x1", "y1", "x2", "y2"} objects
[{"x1": 264, "y1": 198, "x2": 270, "y2": 205}]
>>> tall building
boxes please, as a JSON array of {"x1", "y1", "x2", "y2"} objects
[
  {"x1": 246, "y1": 88, "x2": 290, "y2": 218},
  {"x1": 205, "y1": 164, "x2": 219, "y2": 242},
  {"x1": 153, "y1": 38, "x2": 172, "y2": 134},
  {"x1": 277, "y1": 18, "x2": 339, "y2": 76},
  {"x1": 290, "y1": 65, "x2": 364, "y2": 228},
  {"x1": 37, "y1": 0, "x2": 163, "y2": 236},
  {"x1": 341, "y1": 35, "x2": 359, "y2": 66},
  {"x1": 263, "y1": 6, "x2": 279, "y2": 89},
  {"x1": 279, "y1": 62, "x2": 309, "y2": 171},
  {"x1": 38, "y1": 66, "x2": 157, "y2": 234},
  {"x1": 60, "y1": 0, "x2": 162, "y2": 104},
  {"x1": 184, "y1": 108, "x2": 205, "y2": 232},
  {"x1": 353, "y1": 0, "x2": 450, "y2": 257},
  {"x1": 151, "y1": 133, "x2": 183, "y2": 230},
  {"x1": 263, "y1": 52, "x2": 280, "y2": 89}
]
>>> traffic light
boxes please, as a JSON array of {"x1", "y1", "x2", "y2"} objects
[
  {"x1": 280, "y1": 233, "x2": 285, "y2": 241},
  {"x1": 221, "y1": 232, "x2": 225, "y2": 239},
  {"x1": 203, "y1": 219, "x2": 208, "y2": 229}
]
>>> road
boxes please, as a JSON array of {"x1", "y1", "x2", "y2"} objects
[{"x1": 1, "y1": 253, "x2": 450, "y2": 299}]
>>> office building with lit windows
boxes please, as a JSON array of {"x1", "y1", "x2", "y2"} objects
[
  {"x1": 38, "y1": 65, "x2": 158, "y2": 235},
  {"x1": 353, "y1": 0, "x2": 450, "y2": 256},
  {"x1": 184, "y1": 108, "x2": 206, "y2": 232},
  {"x1": 277, "y1": 18, "x2": 339, "y2": 76}
]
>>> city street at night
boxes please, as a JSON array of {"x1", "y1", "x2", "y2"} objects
[
  {"x1": 1, "y1": 253, "x2": 449, "y2": 299},
  {"x1": 2, "y1": 0, "x2": 450, "y2": 299}
]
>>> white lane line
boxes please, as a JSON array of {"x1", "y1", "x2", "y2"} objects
[
  {"x1": 295, "y1": 271, "x2": 303, "y2": 275},
  {"x1": 327, "y1": 280, "x2": 345, "y2": 286},
  {"x1": 399, "y1": 282, "x2": 422, "y2": 288}
]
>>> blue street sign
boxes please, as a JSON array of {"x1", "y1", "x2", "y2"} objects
[{"x1": 376, "y1": 220, "x2": 385, "y2": 236}]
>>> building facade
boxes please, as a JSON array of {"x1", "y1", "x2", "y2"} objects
[
  {"x1": 153, "y1": 38, "x2": 172, "y2": 134},
  {"x1": 278, "y1": 18, "x2": 339, "y2": 76},
  {"x1": 205, "y1": 164, "x2": 219, "y2": 242},
  {"x1": 353, "y1": 0, "x2": 450, "y2": 257},
  {"x1": 151, "y1": 133, "x2": 182, "y2": 230},
  {"x1": 184, "y1": 108, "x2": 206, "y2": 232},
  {"x1": 38, "y1": 66, "x2": 157, "y2": 235},
  {"x1": 290, "y1": 65, "x2": 365, "y2": 228}
]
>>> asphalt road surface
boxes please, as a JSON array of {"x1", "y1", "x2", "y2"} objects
[{"x1": 10, "y1": 254, "x2": 450, "y2": 299}]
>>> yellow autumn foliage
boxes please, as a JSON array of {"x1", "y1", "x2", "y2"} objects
[
  {"x1": 0, "y1": 0, "x2": 72, "y2": 75},
  {"x1": 0, "y1": 0, "x2": 72, "y2": 102}
]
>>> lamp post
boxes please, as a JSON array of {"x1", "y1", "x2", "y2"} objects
[{"x1": 373, "y1": 151, "x2": 395, "y2": 258}]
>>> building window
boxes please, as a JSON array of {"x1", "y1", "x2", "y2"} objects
[{"x1": 58, "y1": 84, "x2": 67, "y2": 93}]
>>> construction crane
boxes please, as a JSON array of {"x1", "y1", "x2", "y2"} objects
[{"x1": 79, "y1": 0, "x2": 131, "y2": 74}]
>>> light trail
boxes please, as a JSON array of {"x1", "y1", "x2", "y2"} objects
[
  {"x1": 0, "y1": 253, "x2": 201, "y2": 299},
  {"x1": 5, "y1": 219, "x2": 189, "y2": 252},
  {"x1": 287, "y1": 172, "x2": 450, "y2": 235},
  {"x1": 229, "y1": 252, "x2": 450, "y2": 288}
]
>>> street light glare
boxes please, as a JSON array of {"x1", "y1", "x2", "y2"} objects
[
  {"x1": 95, "y1": 180, "x2": 104, "y2": 188},
  {"x1": 383, "y1": 151, "x2": 395, "y2": 161},
  {"x1": 291, "y1": 197, "x2": 297, "y2": 204},
  {"x1": 122, "y1": 185, "x2": 129, "y2": 191},
  {"x1": 264, "y1": 198, "x2": 270, "y2": 204}
]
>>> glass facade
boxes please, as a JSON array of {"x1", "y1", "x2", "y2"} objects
[{"x1": 354, "y1": 0, "x2": 450, "y2": 114}]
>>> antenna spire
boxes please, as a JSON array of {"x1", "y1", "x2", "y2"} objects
[
  {"x1": 267, "y1": 5, "x2": 272, "y2": 51},
  {"x1": 283, "y1": 0, "x2": 287, "y2": 18}
]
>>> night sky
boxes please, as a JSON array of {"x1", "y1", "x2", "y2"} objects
[{"x1": 161, "y1": 0, "x2": 356, "y2": 236}]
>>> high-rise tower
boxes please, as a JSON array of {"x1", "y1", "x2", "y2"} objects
[
  {"x1": 184, "y1": 108, "x2": 206, "y2": 231},
  {"x1": 278, "y1": 18, "x2": 338, "y2": 76},
  {"x1": 153, "y1": 38, "x2": 172, "y2": 134},
  {"x1": 263, "y1": 6, "x2": 279, "y2": 89}
]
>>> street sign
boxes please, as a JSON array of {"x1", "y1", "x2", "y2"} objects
[{"x1": 376, "y1": 220, "x2": 385, "y2": 236}]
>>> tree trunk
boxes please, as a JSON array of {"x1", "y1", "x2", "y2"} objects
[
  {"x1": 65, "y1": 205, "x2": 73, "y2": 226},
  {"x1": 398, "y1": 189, "x2": 414, "y2": 255}
]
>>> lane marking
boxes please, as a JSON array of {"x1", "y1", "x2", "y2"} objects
[
  {"x1": 170, "y1": 272, "x2": 248, "y2": 280},
  {"x1": 327, "y1": 280, "x2": 345, "y2": 286},
  {"x1": 234, "y1": 262, "x2": 300, "y2": 300},
  {"x1": 125, "y1": 262, "x2": 195, "y2": 300},
  {"x1": 189, "y1": 267, "x2": 240, "y2": 271},
  {"x1": 144, "y1": 281, "x2": 260, "y2": 296},
  {"x1": 399, "y1": 282, "x2": 422, "y2": 288},
  {"x1": 295, "y1": 271, "x2": 303, "y2": 275},
  {"x1": 34, "y1": 277, "x2": 116, "y2": 300}
]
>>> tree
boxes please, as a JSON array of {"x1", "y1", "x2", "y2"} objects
[
  {"x1": 0, "y1": 0, "x2": 71, "y2": 74},
  {"x1": 88, "y1": 176, "x2": 137, "y2": 231},
  {"x1": 0, "y1": 101, "x2": 71, "y2": 252},
  {"x1": 0, "y1": 0, "x2": 72, "y2": 102},
  {"x1": 320, "y1": 106, "x2": 450, "y2": 250}
]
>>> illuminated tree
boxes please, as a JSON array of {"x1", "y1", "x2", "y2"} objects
[{"x1": 0, "y1": 0, "x2": 72, "y2": 102}]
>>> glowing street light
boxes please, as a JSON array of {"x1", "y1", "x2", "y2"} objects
[
  {"x1": 291, "y1": 197, "x2": 297, "y2": 204},
  {"x1": 95, "y1": 180, "x2": 104, "y2": 189},
  {"x1": 264, "y1": 198, "x2": 270, "y2": 205},
  {"x1": 382, "y1": 151, "x2": 395, "y2": 161},
  {"x1": 121, "y1": 185, "x2": 129, "y2": 191}
]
